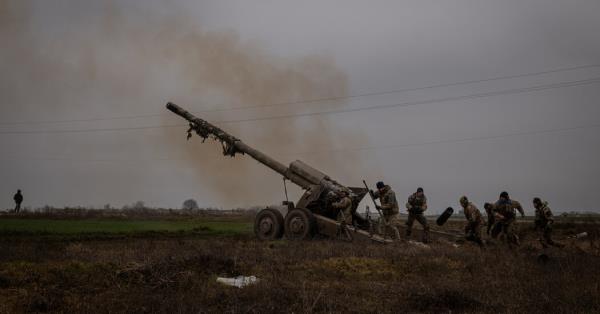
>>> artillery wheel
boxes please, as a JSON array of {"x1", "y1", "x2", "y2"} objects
[
  {"x1": 284, "y1": 208, "x2": 316, "y2": 240},
  {"x1": 254, "y1": 208, "x2": 284, "y2": 241}
]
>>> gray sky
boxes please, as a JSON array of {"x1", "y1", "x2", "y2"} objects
[{"x1": 1, "y1": 0, "x2": 599, "y2": 213}]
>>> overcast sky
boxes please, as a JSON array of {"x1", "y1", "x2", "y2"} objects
[{"x1": 1, "y1": 0, "x2": 599, "y2": 213}]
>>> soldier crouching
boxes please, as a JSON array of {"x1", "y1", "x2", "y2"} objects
[
  {"x1": 460, "y1": 196, "x2": 484, "y2": 246},
  {"x1": 484, "y1": 202, "x2": 495, "y2": 235}
]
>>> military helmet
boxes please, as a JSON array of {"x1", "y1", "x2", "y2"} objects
[
  {"x1": 459, "y1": 196, "x2": 469, "y2": 206},
  {"x1": 417, "y1": 187, "x2": 424, "y2": 193},
  {"x1": 376, "y1": 181, "x2": 385, "y2": 189},
  {"x1": 500, "y1": 191, "x2": 509, "y2": 199},
  {"x1": 533, "y1": 197, "x2": 542, "y2": 205}
]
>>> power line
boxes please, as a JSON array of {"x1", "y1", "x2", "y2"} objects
[
  {"x1": 1, "y1": 63, "x2": 598, "y2": 127},
  {"x1": 1, "y1": 76, "x2": 597, "y2": 135},
  {"x1": 296, "y1": 122, "x2": 600, "y2": 155},
  {"x1": 191, "y1": 63, "x2": 600, "y2": 113},
  {"x1": 3, "y1": 121, "x2": 599, "y2": 162},
  {"x1": 0, "y1": 113, "x2": 169, "y2": 127},
  {"x1": 0, "y1": 156, "x2": 176, "y2": 163},
  {"x1": 215, "y1": 77, "x2": 600, "y2": 124},
  {"x1": 0, "y1": 124, "x2": 184, "y2": 135}
]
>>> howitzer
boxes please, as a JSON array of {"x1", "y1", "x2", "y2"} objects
[{"x1": 166, "y1": 102, "x2": 388, "y2": 243}]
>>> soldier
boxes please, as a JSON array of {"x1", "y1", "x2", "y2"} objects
[
  {"x1": 13, "y1": 190, "x2": 23, "y2": 214},
  {"x1": 460, "y1": 196, "x2": 484, "y2": 246},
  {"x1": 332, "y1": 189, "x2": 353, "y2": 240},
  {"x1": 533, "y1": 197, "x2": 561, "y2": 248},
  {"x1": 332, "y1": 190, "x2": 353, "y2": 225},
  {"x1": 492, "y1": 191, "x2": 524, "y2": 247},
  {"x1": 371, "y1": 181, "x2": 401, "y2": 240},
  {"x1": 483, "y1": 202, "x2": 495, "y2": 235},
  {"x1": 405, "y1": 187, "x2": 430, "y2": 243}
]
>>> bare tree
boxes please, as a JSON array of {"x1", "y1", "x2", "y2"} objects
[{"x1": 182, "y1": 199, "x2": 199, "y2": 211}]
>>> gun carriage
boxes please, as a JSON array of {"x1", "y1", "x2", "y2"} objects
[{"x1": 167, "y1": 102, "x2": 458, "y2": 243}]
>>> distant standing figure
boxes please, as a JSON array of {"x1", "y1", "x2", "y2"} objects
[
  {"x1": 13, "y1": 190, "x2": 23, "y2": 213},
  {"x1": 405, "y1": 187, "x2": 430, "y2": 243},
  {"x1": 533, "y1": 197, "x2": 561, "y2": 248},
  {"x1": 460, "y1": 196, "x2": 484, "y2": 246}
]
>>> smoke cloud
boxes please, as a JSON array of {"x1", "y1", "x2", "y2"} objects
[{"x1": 0, "y1": 0, "x2": 365, "y2": 207}]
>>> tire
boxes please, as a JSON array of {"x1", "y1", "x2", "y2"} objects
[
  {"x1": 284, "y1": 208, "x2": 316, "y2": 240},
  {"x1": 436, "y1": 207, "x2": 454, "y2": 226},
  {"x1": 254, "y1": 208, "x2": 284, "y2": 241}
]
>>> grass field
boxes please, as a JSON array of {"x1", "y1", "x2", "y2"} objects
[
  {"x1": 0, "y1": 215, "x2": 599, "y2": 313},
  {"x1": 0, "y1": 218, "x2": 252, "y2": 236}
]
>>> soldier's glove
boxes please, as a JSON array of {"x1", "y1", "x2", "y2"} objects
[{"x1": 369, "y1": 190, "x2": 375, "y2": 198}]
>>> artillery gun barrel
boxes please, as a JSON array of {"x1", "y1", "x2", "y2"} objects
[{"x1": 166, "y1": 102, "x2": 315, "y2": 188}]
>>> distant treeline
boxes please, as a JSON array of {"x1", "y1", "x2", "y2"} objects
[{"x1": 1, "y1": 204, "x2": 260, "y2": 219}]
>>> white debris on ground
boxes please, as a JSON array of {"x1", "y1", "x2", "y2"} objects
[
  {"x1": 436, "y1": 238, "x2": 462, "y2": 248},
  {"x1": 407, "y1": 240, "x2": 431, "y2": 249},
  {"x1": 216, "y1": 276, "x2": 259, "y2": 288},
  {"x1": 571, "y1": 232, "x2": 588, "y2": 239}
]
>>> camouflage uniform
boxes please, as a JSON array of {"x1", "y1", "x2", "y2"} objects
[
  {"x1": 491, "y1": 199, "x2": 524, "y2": 246},
  {"x1": 372, "y1": 186, "x2": 401, "y2": 240},
  {"x1": 405, "y1": 193, "x2": 430, "y2": 242},
  {"x1": 332, "y1": 196, "x2": 353, "y2": 225},
  {"x1": 332, "y1": 194, "x2": 353, "y2": 241},
  {"x1": 461, "y1": 198, "x2": 484, "y2": 246},
  {"x1": 534, "y1": 200, "x2": 557, "y2": 247}
]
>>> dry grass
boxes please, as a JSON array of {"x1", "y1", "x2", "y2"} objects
[{"x1": 0, "y1": 217, "x2": 599, "y2": 313}]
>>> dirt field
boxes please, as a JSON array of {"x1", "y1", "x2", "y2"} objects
[{"x1": 0, "y1": 215, "x2": 599, "y2": 313}]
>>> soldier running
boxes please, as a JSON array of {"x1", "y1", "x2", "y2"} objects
[
  {"x1": 332, "y1": 189, "x2": 353, "y2": 240},
  {"x1": 371, "y1": 181, "x2": 401, "y2": 240},
  {"x1": 405, "y1": 187, "x2": 430, "y2": 243},
  {"x1": 491, "y1": 191, "x2": 524, "y2": 247},
  {"x1": 533, "y1": 197, "x2": 561, "y2": 248},
  {"x1": 460, "y1": 196, "x2": 484, "y2": 246},
  {"x1": 13, "y1": 190, "x2": 23, "y2": 214}
]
